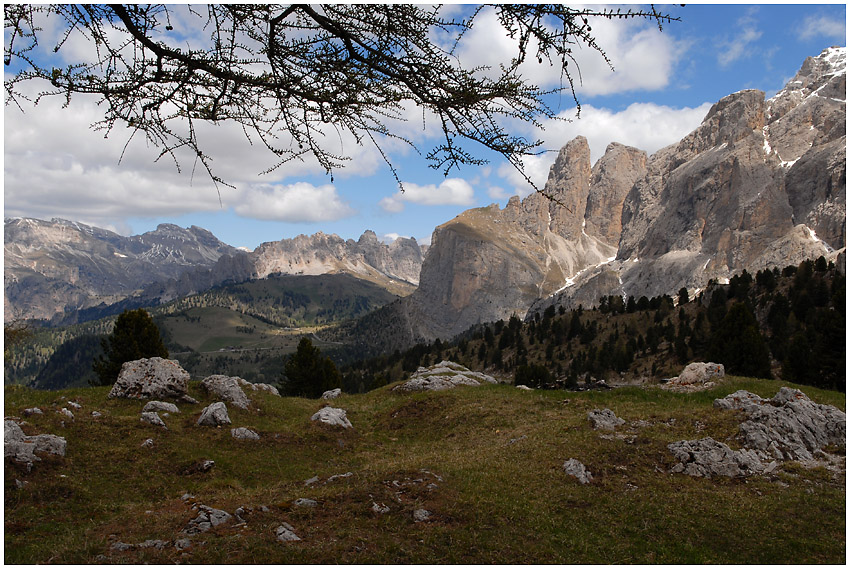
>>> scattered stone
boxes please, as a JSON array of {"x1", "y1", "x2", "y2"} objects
[
  {"x1": 15, "y1": 479, "x2": 28, "y2": 489},
  {"x1": 713, "y1": 389, "x2": 766, "y2": 411},
  {"x1": 413, "y1": 509, "x2": 432, "y2": 522},
  {"x1": 180, "y1": 459, "x2": 215, "y2": 475},
  {"x1": 588, "y1": 408, "x2": 626, "y2": 431},
  {"x1": 231, "y1": 427, "x2": 260, "y2": 440},
  {"x1": 143, "y1": 400, "x2": 180, "y2": 414},
  {"x1": 22, "y1": 407, "x2": 43, "y2": 416},
  {"x1": 563, "y1": 458, "x2": 593, "y2": 484},
  {"x1": 140, "y1": 411, "x2": 167, "y2": 429},
  {"x1": 668, "y1": 437, "x2": 766, "y2": 478},
  {"x1": 4, "y1": 419, "x2": 67, "y2": 468},
  {"x1": 321, "y1": 388, "x2": 342, "y2": 400},
  {"x1": 326, "y1": 471, "x2": 354, "y2": 483},
  {"x1": 59, "y1": 408, "x2": 74, "y2": 420},
  {"x1": 110, "y1": 541, "x2": 134, "y2": 552},
  {"x1": 516, "y1": 385, "x2": 533, "y2": 390},
  {"x1": 630, "y1": 419, "x2": 652, "y2": 428},
  {"x1": 91, "y1": 411, "x2": 102, "y2": 418},
  {"x1": 661, "y1": 362, "x2": 725, "y2": 393},
  {"x1": 174, "y1": 538, "x2": 192, "y2": 551},
  {"x1": 311, "y1": 407, "x2": 353, "y2": 429},
  {"x1": 294, "y1": 498, "x2": 318, "y2": 508},
  {"x1": 141, "y1": 438, "x2": 155, "y2": 448},
  {"x1": 197, "y1": 402, "x2": 231, "y2": 427},
  {"x1": 393, "y1": 360, "x2": 497, "y2": 392},
  {"x1": 66, "y1": 401, "x2": 82, "y2": 410},
  {"x1": 183, "y1": 505, "x2": 232, "y2": 534},
  {"x1": 508, "y1": 435, "x2": 527, "y2": 445},
  {"x1": 275, "y1": 523, "x2": 301, "y2": 543},
  {"x1": 304, "y1": 475, "x2": 320, "y2": 486},
  {"x1": 371, "y1": 502, "x2": 390, "y2": 514},
  {"x1": 138, "y1": 539, "x2": 169, "y2": 550},
  {"x1": 181, "y1": 493, "x2": 195, "y2": 501},
  {"x1": 108, "y1": 357, "x2": 191, "y2": 400},
  {"x1": 201, "y1": 375, "x2": 251, "y2": 410}
]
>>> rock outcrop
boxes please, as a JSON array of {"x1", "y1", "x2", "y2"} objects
[
  {"x1": 661, "y1": 362, "x2": 725, "y2": 393},
  {"x1": 563, "y1": 458, "x2": 593, "y2": 484},
  {"x1": 588, "y1": 409, "x2": 626, "y2": 431},
  {"x1": 310, "y1": 407, "x2": 353, "y2": 429},
  {"x1": 201, "y1": 375, "x2": 252, "y2": 410},
  {"x1": 108, "y1": 358, "x2": 191, "y2": 401},
  {"x1": 392, "y1": 361, "x2": 497, "y2": 392},
  {"x1": 4, "y1": 419, "x2": 66, "y2": 468}
]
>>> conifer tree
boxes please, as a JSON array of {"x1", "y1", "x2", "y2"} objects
[
  {"x1": 708, "y1": 302, "x2": 771, "y2": 378},
  {"x1": 91, "y1": 309, "x2": 168, "y2": 385},
  {"x1": 281, "y1": 337, "x2": 341, "y2": 398}
]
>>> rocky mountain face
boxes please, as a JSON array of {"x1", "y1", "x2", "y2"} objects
[
  {"x1": 5, "y1": 219, "x2": 426, "y2": 323},
  {"x1": 388, "y1": 47, "x2": 845, "y2": 343},
  {"x1": 4, "y1": 218, "x2": 242, "y2": 322}
]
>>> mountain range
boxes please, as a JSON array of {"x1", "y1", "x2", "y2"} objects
[{"x1": 5, "y1": 47, "x2": 845, "y2": 349}]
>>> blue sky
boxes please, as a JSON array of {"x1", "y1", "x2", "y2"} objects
[{"x1": 3, "y1": 4, "x2": 846, "y2": 250}]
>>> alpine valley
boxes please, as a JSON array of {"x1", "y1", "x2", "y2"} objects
[{"x1": 4, "y1": 47, "x2": 846, "y2": 388}]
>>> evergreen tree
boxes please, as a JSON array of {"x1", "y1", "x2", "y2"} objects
[
  {"x1": 708, "y1": 302, "x2": 771, "y2": 378},
  {"x1": 92, "y1": 309, "x2": 169, "y2": 386},
  {"x1": 281, "y1": 337, "x2": 341, "y2": 398}
]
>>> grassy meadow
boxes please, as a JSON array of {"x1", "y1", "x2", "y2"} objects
[{"x1": 4, "y1": 375, "x2": 845, "y2": 564}]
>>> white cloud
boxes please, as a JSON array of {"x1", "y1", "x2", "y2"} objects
[
  {"x1": 379, "y1": 178, "x2": 475, "y2": 212},
  {"x1": 454, "y1": 6, "x2": 682, "y2": 97},
  {"x1": 799, "y1": 14, "x2": 846, "y2": 41},
  {"x1": 233, "y1": 183, "x2": 355, "y2": 222},
  {"x1": 497, "y1": 102, "x2": 713, "y2": 195},
  {"x1": 717, "y1": 9, "x2": 763, "y2": 68}
]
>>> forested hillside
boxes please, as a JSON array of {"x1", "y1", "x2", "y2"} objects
[{"x1": 340, "y1": 258, "x2": 845, "y2": 394}]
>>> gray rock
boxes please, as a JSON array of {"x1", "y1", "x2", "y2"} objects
[
  {"x1": 66, "y1": 401, "x2": 82, "y2": 410},
  {"x1": 141, "y1": 438, "x2": 155, "y2": 448},
  {"x1": 304, "y1": 475, "x2": 320, "y2": 486},
  {"x1": 201, "y1": 375, "x2": 251, "y2": 410},
  {"x1": 183, "y1": 505, "x2": 232, "y2": 534},
  {"x1": 91, "y1": 411, "x2": 103, "y2": 418},
  {"x1": 311, "y1": 407, "x2": 352, "y2": 429},
  {"x1": 140, "y1": 411, "x2": 167, "y2": 429},
  {"x1": 735, "y1": 388, "x2": 845, "y2": 461},
  {"x1": 275, "y1": 522, "x2": 301, "y2": 542},
  {"x1": 197, "y1": 402, "x2": 231, "y2": 427},
  {"x1": 59, "y1": 408, "x2": 74, "y2": 420},
  {"x1": 22, "y1": 407, "x2": 43, "y2": 416},
  {"x1": 174, "y1": 538, "x2": 192, "y2": 551},
  {"x1": 321, "y1": 388, "x2": 342, "y2": 400},
  {"x1": 563, "y1": 458, "x2": 593, "y2": 484},
  {"x1": 393, "y1": 361, "x2": 497, "y2": 392},
  {"x1": 413, "y1": 509, "x2": 432, "y2": 522},
  {"x1": 143, "y1": 400, "x2": 180, "y2": 414},
  {"x1": 4, "y1": 419, "x2": 67, "y2": 467},
  {"x1": 326, "y1": 472, "x2": 354, "y2": 483},
  {"x1": 110, "y1": 541, "x2": 134, "y2": 552},
  {"x1": 588, "y1": 408, "x2": 626, "y2": 431},
  {"x1": 108, "y1": 357, "x2": 190, "y2": 400},
  {"x1": 668, "y1": 437, "x2": 765, "y2": 478},
  {"x1": 231, "y1": 427, "x2": 260, "y2": 440},
  {"x1": 371, "y1": 502, "x2": 390, "y2": 514},
  {"x1": 137, "y1": 539, "x2": 169, "y2": 550},
  {"x1": 661, "y1": 362, "x2": 725, "y2": 393},
  {"x1": 294, "y1": 498, "x2": 318, "y2": 508},
  {"x1": 239, "y1": 378, "x2": 281, "y2": 397},
  {"x1": 713, "y1": 389, "x2": 766, "y2": 411}
]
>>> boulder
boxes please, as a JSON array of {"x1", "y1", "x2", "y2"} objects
[
  {"x1": 588, "y1": 408, "x2": 626, "y2": 431},
  {"x1": 183, "y1": 505, "x2": 232, "y2": 534},
  {"x1": 413, "y1": 509, "x2": 432, "y2": 522},
  {"x1": 275, "y1": 523, "x2": 301, "y2": 543},
  {"x1": 140, "y1": 411, "x2": 167, "y2": 429},
  {"x1": 4, "y1": 419, "x2": 66, "y2": 467},
  {"x1": 716, "y1": 387, "x2": 846, "y2": 462},
  {"x1": 563, "y1": 458, "x2": 593, "y2": 484},
  {"x1": 310, "y1": 407, "x2": 353, "y2": 429},
  {"x1": 241, "y1": 379, "x2": 280, "y2": 397},
  {"x1": 661, "y1": 362, "x2": 725, "y2": 393},
  {"x1": 108, "y1": 357, "x2": 190, "y2": 401},
  {"x1": 293, "y1": 498, "x2": 318, "y2": 508},
  {"x1": 393, "y1": 360, "x2": 497, "y2": 392},
  {"x1": 197, "y1": 402, "x2": 231, "y2": 427},
  {"x1": 321, "y1": 388, "x2": 342, "y2": 400},
  {"x1": 231, "y1": 427, "x2": 260, "y2": 440},
  {"x1": 201, "y1": 375, "x2": 251, "y2": 410},
  {"x1": 668, "y1": 437, "x2": 766, "y2": 478},
  {"x1": 143, "y1": 401, "x2": 180, "y2": 414},
  {"x1": 22, "y1": 408, "x2": 43, "y2": 416}
]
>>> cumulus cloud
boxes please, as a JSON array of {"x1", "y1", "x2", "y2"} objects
[
  {"x1": 455, "y1": 6, "x2": 682, "y2": 97},
  {"x1": 497, "y1": 102, "x2": 713, "y2": 194},
  {"x1": 799, "y1": 14, "x2": 846, "y2": 41},
  {"x1": 233, "y1": 183, "x2": 355, "y2": 222},
  {"x1": 379, "y1": 178, "x2": 475, "y2": 213}
]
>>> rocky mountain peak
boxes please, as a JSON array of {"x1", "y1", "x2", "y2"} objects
[{"x1": 584, "y1": 143, "x2": 648, "y2": 246}]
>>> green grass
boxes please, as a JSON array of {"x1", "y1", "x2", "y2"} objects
[{"x1": 4, "y1": 376, "x2": 845, "y2": 564}]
